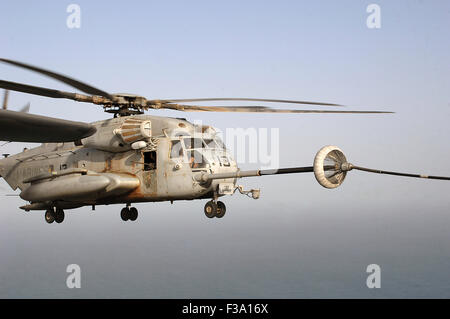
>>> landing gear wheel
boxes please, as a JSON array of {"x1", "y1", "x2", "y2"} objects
[
  {"x1": 55, "y1": 208, "x2": 65, "y2": 223},
  {"x1": 129, "y1": 207, "x2": 138, "y2": 221},
  {"x1": 204, "y1": 201, "x2": 217, "y2": 218},
  {"x1": 45, "y1": 209, "x2": 55, "y2": 224},
  {"x1": 121, "y1": 207, "x2": 130, "y2": 221},
  {"x1": 216, "y1": 201, "x2": 226, "y2": 218}
]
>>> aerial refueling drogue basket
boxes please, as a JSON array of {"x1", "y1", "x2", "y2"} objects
[
  {"x1": 313, "y1": 145, "x2": 348, "y2": 189},
  {"x1": 313, "y1": 145, "x2": 450, "y2": 188}
]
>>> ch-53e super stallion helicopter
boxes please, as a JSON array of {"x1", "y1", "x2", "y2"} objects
[{"x1": 0, "y1": 59, "x2": 449, "y2": 224}]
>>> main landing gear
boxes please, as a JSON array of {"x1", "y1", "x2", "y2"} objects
[
  {"x1": 121, "y1": 206, "x2": 138, "y2": 222},
  {"x1": 45, "y1": 208, "x2": 65, "y2": 224},
  {"x1": 204, "y1": 200, "x2": 226, "y2": 219}
]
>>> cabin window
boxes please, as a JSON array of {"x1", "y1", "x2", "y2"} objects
[
  {"x1": 170, "y1": 140, "x2": 184, "y2": 158},
  {"x1": 143, "y1": 151, "x2": 157, "y2": 171}
]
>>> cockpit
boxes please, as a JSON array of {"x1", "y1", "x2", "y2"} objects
[{"x1": 169, "y1": 136, "x2": 231, "y2": 170}]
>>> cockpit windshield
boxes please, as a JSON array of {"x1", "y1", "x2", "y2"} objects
[
  {"x1": 180, "y1": 137, "x2": 226, "y2": 150},
  {"x1": 170, "y1": 136, "x2": 229, "y2": 169},
  {"x1": 183, "y1": 138, "x2": 205, "y2": 150},
  {"x1": 212, "y1": 137, "x2": 226, "y2": 149},
  {"x1": 203, "y1": 138, "x2": 217, "y2": 148}
]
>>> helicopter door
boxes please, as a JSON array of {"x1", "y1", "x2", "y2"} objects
[
  {"x1": 143, "y1": 151, "x2": 157, "y2": 171},
  {"x1": 141, "y1": 150, "x2": 157, "y2": 194}
]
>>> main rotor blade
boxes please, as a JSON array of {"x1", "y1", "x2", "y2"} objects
[
  {"x1": 162, "y1": 103, "x2": 393, "y2": 114},
  {"x1": 352, "y1": 165, "x2": 450, "y2": 180},
  {"x1": 158, "y1": 97, "x2": 343, "y2": 107},
  {"x1": 0, "y1": 58, "x2": 113, "y2": 100},
  {"x1": 0, "y1": 109, "x2": 96, "y2": 142},
  {"x1": 0, "y1": 79, "x2": 89, "y2": 101}
]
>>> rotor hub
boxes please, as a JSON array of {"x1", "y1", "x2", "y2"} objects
[{"x1": 103, "y1": 93, "x2": 148, "y2": 116}]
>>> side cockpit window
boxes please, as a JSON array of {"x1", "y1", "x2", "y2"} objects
[
  {"x1": 170, "y1": 140, "x2": 184, "y2": 158},
  {"x1": 188, "y1": 150, "x2": 207, "y2": 169}
]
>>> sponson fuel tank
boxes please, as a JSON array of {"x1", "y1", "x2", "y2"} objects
[{"x1": 20, "y1": 170, "x2": 140, "y2": 202}]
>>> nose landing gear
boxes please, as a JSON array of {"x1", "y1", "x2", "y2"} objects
[
  {"x1": 204, "y1": 201, "x2": 217, "y2": 218},
  {"x1": 216, "y1": 201, "x2": 226, "y2": 218},
  {"x1": 204, "y1": 200, "x2": 226, "y2": 219},
  {"x1": 120, "y1": 206, "x2": 138, "y2": 221}
]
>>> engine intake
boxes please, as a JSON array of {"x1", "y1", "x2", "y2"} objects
[{"x1": 117, "y1": 118, "x2": 152, "y2": 143}]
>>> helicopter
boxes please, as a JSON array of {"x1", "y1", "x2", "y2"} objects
[{"x1": 0, "y1": 58, "x2": 449, "y2": 224}]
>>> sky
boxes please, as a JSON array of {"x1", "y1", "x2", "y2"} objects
[{"x1": 0, "y1": 0, "x2": 449, "y2": 298}]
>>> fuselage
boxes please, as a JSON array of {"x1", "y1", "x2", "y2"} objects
[{"x1": 0, "y1": 114, "x2": 238, "y2": 210}]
